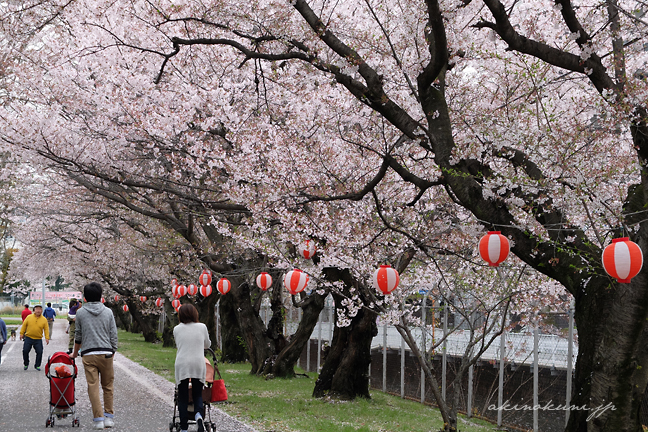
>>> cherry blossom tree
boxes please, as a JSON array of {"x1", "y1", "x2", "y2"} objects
[{"x1": 3, "y1": 0, "x2": 648, "y2": 431}]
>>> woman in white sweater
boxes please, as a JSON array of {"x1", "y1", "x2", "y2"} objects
[{"x1": 174, "y1": 304, "x2": 211, "y2": 432}]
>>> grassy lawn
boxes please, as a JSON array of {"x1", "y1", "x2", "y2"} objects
[
  {"x1": 117, "y1": 330, "x2": 499, "y2": 432},
  {"x1": 1, "y1": 317, "x2": 23, "y2": 326}
]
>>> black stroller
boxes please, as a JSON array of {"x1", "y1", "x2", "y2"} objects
[
  {"x1": 45, "y1": 351, "x2": 80, "y2": 427},
  {"x1": 169, "y1": 348, "x2": 222, "y2": 432}
]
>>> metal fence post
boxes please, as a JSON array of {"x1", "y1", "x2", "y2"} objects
[
  {"x1": 497, "y1": 329, "x2": 505, "y2": 427},
  {"x1": 421, "y1": 297, "x2": 426, "y2": 404},
  {"x1": 383, "y1": 323, "x2": 387, "y2": 393},
  {"x1": 401, "y1": 325, "x2": 406, "y2": 398},
  {"x1": 468, "y1": 363, "x2": 474, "y2": 418},
  {"x1": 305, "y1": 309, "x2": 310, "y2": 372},
  {"x1": 317, "y1": 307, "x2": 323, "y2": 371},
  {"x1": 534, "y1": 321, "x2": 539, "y2": 432},
  {"x1": 297, "y1": 307, "x2": 302, "y2": 369},
  {"x1": 566, "y1": 305, "x2": 574, "y2": 427},
  {"x1": 328, "y1": 295, "x2": 334, "y2": 343},
  {"x1": 442, "y1": 301, "x2": 448, "y2": 401}
]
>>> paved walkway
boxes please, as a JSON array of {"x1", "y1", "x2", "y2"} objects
[{"x1": 0, "y1": 318, "x2": 257, "y2": 432}]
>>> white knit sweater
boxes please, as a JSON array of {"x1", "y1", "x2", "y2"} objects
[{"x1": 173, "y1": 322, "x2": 211, "y2": 385}]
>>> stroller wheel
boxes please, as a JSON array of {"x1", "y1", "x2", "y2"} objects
[
  {"x1": 169, "y1": 422, "x2": 175, "y2": 432},
  {"x1": 45, "y1": 419, "x2": 50, "y2": 427},
  {"x1": 73, "y1": 418, "x2": 80, "y2": 427}
]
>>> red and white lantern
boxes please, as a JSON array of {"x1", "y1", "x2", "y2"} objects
[
  {"x1": 373, "y1": 265, "x2": 400, "y2": 295},
  {"x1": 479, "y1": 231, "x2": 510, "y2": 267},
  {"x1": 176, "y1": 285, "x2": 187, "y2": 298},
  {"x1": 602, "y1": 237, "x2": 643, "y2": 283},
  {"x1": 139, "y1": 296, "x2": 147, "y2": 302},
  {"x1": 301, "y1": 240, "x2": 317, "y2": 259},
  {"x1": 172, "y1": 285, "x2": 180, "y2": 299},
  {"x1": 217, "y1": 278, "x2": 231, "y2": 295},
  {"x1": 256, "y1": 272, "x2": 273, "y2": 291},
  {"x1": 100, "y1": 297, "x2": 105, "y2": 304},
  {"x1": 283, "y1": 269, "x2": 309, "y2": 295},
  {"x1": 122, "y1": 304, "x2": 129, "y2": 312},
  {"x1": 155, "y1": 297, "x2": 164, "y2": 307},
  {"x1": 170, "y1": 278, "x2": 178, "y2": 288},
  {"x1": 199, "y1": 271, "x2": 212, "y2": 287},
  {"x1": 114, "y1": 295, "x2": 120, "y2": 302},
  {"x1": 171, "y1": 299, "x2": 181, "y2": 310},
  {"x1": 187, "y1": 284, "x2": 198, "y2": 296},
  {"x1": 200, "y1": 284, "x2": 212, "y2": 297}
]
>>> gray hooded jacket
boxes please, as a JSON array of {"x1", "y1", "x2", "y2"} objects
[{"x1": 74, "y1": 302, "x2": 118, "y2": 356}]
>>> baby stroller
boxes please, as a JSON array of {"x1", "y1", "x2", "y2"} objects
[
  {"x1": 45, "y1": 351, "x2": 80, "y2": 428},
  {"x1": 170, "y1": 348, "x2": 224, "y2": 432}
]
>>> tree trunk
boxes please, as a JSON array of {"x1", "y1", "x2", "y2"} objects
[
  {"x1": 565, "y1": 273, "x2": 648, "y2": 432},
  {"x1": 219, "y1": 288, "x2": 248, "y2": 363},
  {"x1": 264, "y1": 291, "x2": 326, "y2": 378},
  {"x1": 313, "y1": 291, "x2": 377, "y2": 399},
  {"x1": 194, "y1": 290, "x2": 218, "y2": 352},
  {"x1": 229, "y1": 278, "x2": 273, "y2": 372},
  {"x1": 125, "y1": 299, "x2": 159, "y2": 342}
]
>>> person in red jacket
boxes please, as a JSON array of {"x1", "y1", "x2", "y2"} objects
[{"x1": 21, "y1": 305, "x2": 32, "y2": 322}]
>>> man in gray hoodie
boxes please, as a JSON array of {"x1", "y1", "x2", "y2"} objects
[{"x1": 71, "y1": 282, "x2": 118, "y2": 430}]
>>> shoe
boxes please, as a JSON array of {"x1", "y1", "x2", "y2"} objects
[
  {"x1": 24, "y1": 365, "x2": 28, "y2": 370},
  {"x1": 196, "y1": 416, "x2": 204, "y2": 432},
  {"x1": 35, "y1": 366, "x2": 41, "y2": 371},
  {"x1": 93, "y1": 420, "x2": 104, "y2": 429},
  {"x1": 104, "y1": 417, "x2": 114, "y2": 428}
]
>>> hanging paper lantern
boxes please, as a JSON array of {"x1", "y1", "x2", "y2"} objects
[
  {"x1": 373, "y1": 265, "x2": 400, "y2": 295},
  {"x1": 100, "y1": 297, "x2": 105, "y2": 304},
  {"x1": 217, "y1": 278, "x2": 231, "y2": 295},
  {"x1": 187, "y1": 284, "x2": 198, "y2": 296},
  {"x1": 301, "y1": 240, "x2": 317, "y2": 259},
  {"x1": 114, "y1": 295, "x2": 120, "y2": 302},
  {"x1": 171, "y1": 299, "x2": 181, "y2": 310},
  {"x1": 170, "y1": 278, "x2": 178, "y2": 288},
  {"x1": 122, "y1": 304, "x2": 129, "y2": 312},
  {"x1": 256, "y1": 272, "x2": 273, "y2": 291},
  {"x1": 139, "y1": 296, "x2": 147, "y2": 302},
  {"x1": 177, "y1": 284, "x2": 187, "y2": 297},
  {"x1": 283, "y1": 269, "x2": 309, "y2": 295},
  {"x1": 199, "y1": 271, "x2": 212, "y2": 287},
  {"x1": 155, "y1": 297, "x2": 164, "y2": 307},
  {"x1": 479, "y1": 231, "x2": 510, "y2": 267},
  {"x1": 602, "y1": 237, "x2": 644, "y2": 283},
  {"x1": 200, "y1": 284, "x2": 212, "y2": 297}
]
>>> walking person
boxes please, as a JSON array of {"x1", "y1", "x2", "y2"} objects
[
  {"x1": 21, "y1": 304, "x2": 31, "y2": 322},
  {"x1": 0, "y1": 316, "x2": 6, "y2": 365},
  {"x1": 20, "y1": 305, "x2": 49, "y2": 371},
  {"x1": 43, "y1": 302, "x2": 57, "y2": 338},
  {"x1": 174, "y1": 304, "x2": 211, "y2": 432},
  {"x1": 71, "y1": 283, "x2": 118, "y2": 430},
  {"x1": 66, "y1": 299, "x2": 79, "y2": 354}
]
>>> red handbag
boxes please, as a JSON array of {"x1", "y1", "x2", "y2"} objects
[{"x1": 209, "y1": 362, "x2": 228, "y2": 402}]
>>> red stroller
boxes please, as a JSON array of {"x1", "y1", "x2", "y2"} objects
[{"x1": 45, "y1": 352, "x2": 80, "y2": 428}]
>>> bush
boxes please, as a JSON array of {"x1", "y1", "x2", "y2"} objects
[{"x1": 0, "y1": 305, "x2": 23, "y2": 316}]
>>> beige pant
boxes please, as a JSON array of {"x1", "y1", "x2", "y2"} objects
[
  {"x1": 82, "y1": 354, "x2": 115, "y2": 419},
  {"x1": 47, "y1": 320, "x2": 54, "y2": 338}
]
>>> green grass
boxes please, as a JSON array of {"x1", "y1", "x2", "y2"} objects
[
  {"x1": 1, "y1": 317, "x2": 22, "y2": 326},
  {"x1": 116, "y1": 330, "x2": 499, "y2": 432}
]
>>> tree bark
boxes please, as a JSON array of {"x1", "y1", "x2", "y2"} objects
[
  {"x1": 218, "y1": 288, "x2": 248, "y2": 363},
  {"x1": 125, "y1": 299, "x2": 159, "y2": 342},
  {"x1": 264, "y1": 290, "x2": 326, "y2": 377},
  {"x1": 313, "y1": 291, "x2": 377, "y2": 399}
]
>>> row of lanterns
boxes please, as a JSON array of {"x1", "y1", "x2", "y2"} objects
[
  {"x1": 116, "y1": 234, "x2": 644, "y2": 315},
  {"x1": 478, "y1": 231, "x2": 644, "y2": 283}
]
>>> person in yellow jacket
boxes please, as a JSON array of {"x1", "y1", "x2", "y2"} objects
[{"x1": 20, "y1": 305, "x2": 50, "y2": 371}]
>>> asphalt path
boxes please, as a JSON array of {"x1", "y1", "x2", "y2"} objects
[{"x1": 0, "y1": 318, "x2": 257, "y2": 432}]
